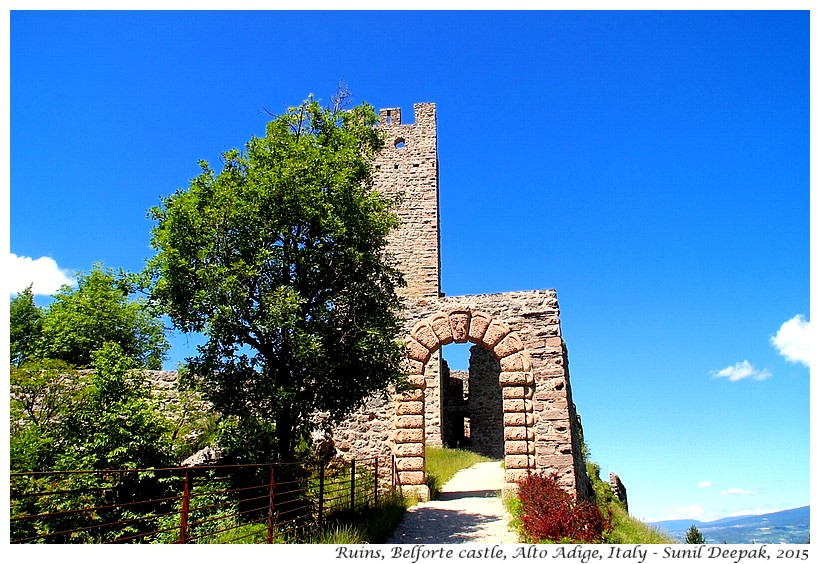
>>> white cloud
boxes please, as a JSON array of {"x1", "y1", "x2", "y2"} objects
[
  {"x1": 719, "y1": 488, "x2": 759, "y2": 496},
  {"x1": 711, "y1": 360, "x2": 772, "y2": 382},
  {"x1": 771, "y1": 315, "x2": 811, "y2": 368},
  {"x1": 724, "y1": 507, "x2": 780, "y2": 518},
  {"x1": 9, "y1": 253, "x2": 74, "y2": 296},
  {"x1": 697, "y1": 481, "x2": 713, "y2": 488}
]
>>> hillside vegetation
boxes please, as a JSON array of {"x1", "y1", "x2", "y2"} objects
[{"x1": 586, "y1": 462, "x2": 676, "y2": 544}]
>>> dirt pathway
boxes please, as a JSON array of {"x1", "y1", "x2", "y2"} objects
[{"x1": 384, "y1": 461, "x2": 519, "y2": 544}]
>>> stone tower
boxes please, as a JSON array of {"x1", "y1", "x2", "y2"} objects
[{"x1": 373, "y1": 103, "x2": 441, "y2": 302}]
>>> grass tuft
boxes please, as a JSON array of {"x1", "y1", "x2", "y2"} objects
[{"x1": 309, "y1": 489, "x2": 408, "y2": 544}]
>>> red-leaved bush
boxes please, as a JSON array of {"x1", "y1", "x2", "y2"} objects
[{"x1": 517, "y1": 472, "x2": 611, "y2": 543}]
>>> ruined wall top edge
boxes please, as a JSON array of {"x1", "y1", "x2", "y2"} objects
[
  {"x1": 378, "y1": 103, "x2": 436, "y2": 128},
  {"x1": 441, "y1": 289, "x2": 558, "y2": 301}
]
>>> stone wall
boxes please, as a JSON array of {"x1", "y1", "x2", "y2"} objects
[{"x1": 610, "y1": 472, "x2": 629, "y2": 512}]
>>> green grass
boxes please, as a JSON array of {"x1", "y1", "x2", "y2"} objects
[
  {"x1": 308, "y1": 490, "x2": 408, "y2": 543},
  {"x1": 604, "y1": 503, "x2": 675, "y2": 544},
  {"x1": 425, "y1": 446, "x2": 495, "y2": 499}
]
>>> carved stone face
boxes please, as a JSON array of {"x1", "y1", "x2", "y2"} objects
[{"x1": 449, "y1": 312, "x2": 470, "y2": 343}]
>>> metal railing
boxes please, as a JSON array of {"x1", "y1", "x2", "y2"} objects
[{"x1": 10, "y1": 456, "x2": 399, "y2": 544}]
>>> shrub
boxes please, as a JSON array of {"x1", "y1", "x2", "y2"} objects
[{"x1": 517, "y1": 472, "x2": 611, "y2": 543}]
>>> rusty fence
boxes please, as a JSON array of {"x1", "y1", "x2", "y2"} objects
[{"x1": 10, "y1": 456, "x2": 399, "y2": 544}]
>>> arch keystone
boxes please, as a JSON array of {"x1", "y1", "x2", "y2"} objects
[{"x1": 448, "y1": 310, "x2": 472, "y2": 343}]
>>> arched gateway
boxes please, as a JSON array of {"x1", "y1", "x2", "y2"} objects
[
  {"x1": 395, "y1": 308, "x2": 536, "y2": 496},
  {"x1": 331, "y1": 103, "x2": 591, "y2": 502}
]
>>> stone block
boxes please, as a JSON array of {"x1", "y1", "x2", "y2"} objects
[
  {"x1": 396, "y1": 415, "x2": 424, "y2": 429},
  {"x1": 395, "y1": 456, "x2": 425, "y2": 472},
  {"x1": 468, "y1": 311, "x2": 492, "y2": 342},
  {"x1": 498, "y1": 372, "x2": 534, "y2": 386},
  {"x1": 397, "y1": 389, "x2": 424, "y2": 402},
  {"x1": 411, "y1": 321, "x2": 439, "y2": 351},
  {"x1": 429, "y1": 312, "x2": 453, "y2": 345},
  {"x1": 448, "y1": 310, "x2": 471, "y2": 343},
  {"x1": 503, "y1": 399, "x2": 533, "y2": 413},
  {"x1": 544, "y1": 336, "x2": 564, "y2": 349},
  {"x1": 504, "y1": 413, "x2": 528, "y2": 426},
  {"x1": 404, "y1": 374, "x2": 426, "y2": 389},
  {"x1": 502, "y1": 386, "x2": 534, "y2": 399},
  {"x1": 504, "y1": 441, "x2": 536, "y2": 455},
  {"x1": 406, "y1": 337, "x2": 432, "y2": 364},
  {"x1": 396, "y1": 400, "x2": 424, "y2": 416},
  {"x1": 398, "y1": 471, "x2": 426, "y2": 486},
  {"x1": 535, "y1": 454, "x2": 573, "y2": 469},
  {"x1": 400, "y1": 358, "x2": 424, "y2": 375},
  {"x1": 500, "y1": 352, "x2": 524, "y2": 372},
  {"x1": 483, "y1": 320, "x2": 511, "y2": 348},
  {"x1": 394, "y1": 443, "x2": 424, "y2": 457},
  {"x1": 394, "y1": 429, "x2": 424, "y2": 443},
  {"x1": 494, "y1": 333, "x2": 524, "y2": 359},
  {"x1": 505, "y1": 469, "x2": 532, "y2": 484},
  {"x1": 505, "y1": 454, "x2": 535, "y2": 470},
  {"x1": 504, "y1": 426, "x2": 536, "y2": 441}
]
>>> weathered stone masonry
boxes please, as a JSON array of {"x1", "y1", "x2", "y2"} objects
[{"x1": 333, "y1": 103, "x2": 590, "y2": 502}]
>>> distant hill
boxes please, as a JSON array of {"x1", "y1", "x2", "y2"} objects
[{"x1": 650, "y1": 506, "x2": 810, "y2": 544}]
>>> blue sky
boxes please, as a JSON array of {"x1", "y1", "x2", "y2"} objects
[{"x1": 8, "y1": 9, "x2": 813, "y2": 525}]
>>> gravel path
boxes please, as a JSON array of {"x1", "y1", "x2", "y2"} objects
[{"x1": 384, "y1": 461, "x2": 519, "y2": 544}]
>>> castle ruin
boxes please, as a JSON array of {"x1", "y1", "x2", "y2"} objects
[{"x1": 333, "y1": 103, "x2": 590, "y2": 501}]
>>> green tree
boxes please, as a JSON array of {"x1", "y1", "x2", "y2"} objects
[
  {"x1": 39, "y1": 264, "x2": 168, "y2": 369},
  {"x1": 685, "y1": 524, "x2": 706, "y2": 544},
  {"x1": 10, "y1": 343, "x2": 175, "y2": 472},
  {"x1": 145, "y1": 95, "x2": 406, "y2": 462},
  {"x1": 10, "y1": 285, "x2": 44, "y2": 367},
  {"x1": 10, "y1": 343, "x2": 178, "y2": 542}
]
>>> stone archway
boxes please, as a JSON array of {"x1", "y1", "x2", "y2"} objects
[{"x1": 394, "y1": 307, "x2": 537, "y2": 500}]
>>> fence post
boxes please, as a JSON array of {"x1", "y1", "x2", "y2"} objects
[
  {"x1": 350, "y1": 459, "x2": 356, "y2": 512},
  {"x1": 318, "y1": 462, "x2": 325, "y2": 528},
  {"x1": 374, "y1": 457, "x2": 379, "y2": 508},
  {"x1": 266, "y1": 465, "x2": 276, "y2": 544},
  {"x1": 179, "y1": 468, "x2": 191, "y2": 544}
]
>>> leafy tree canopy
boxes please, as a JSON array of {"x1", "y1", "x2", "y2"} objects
[
  {"x1": 13, "y1": 264, "x2": 170, "y2": 369},
  {"x1": 685, "y1": 524, "x2": 706, "y2": 544},
  {"x1": 10, "y1": 343, "x2": 175, "y2": 472},
  {"x1": 10, "y1": 285, "x2": 43, "y2": 367},
  {"x1": 10, "y1": 265, "x2": 176, "y2": 471},
  {"x1": 144, "y1": 95, "x2": 406, "y2": 461}
]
